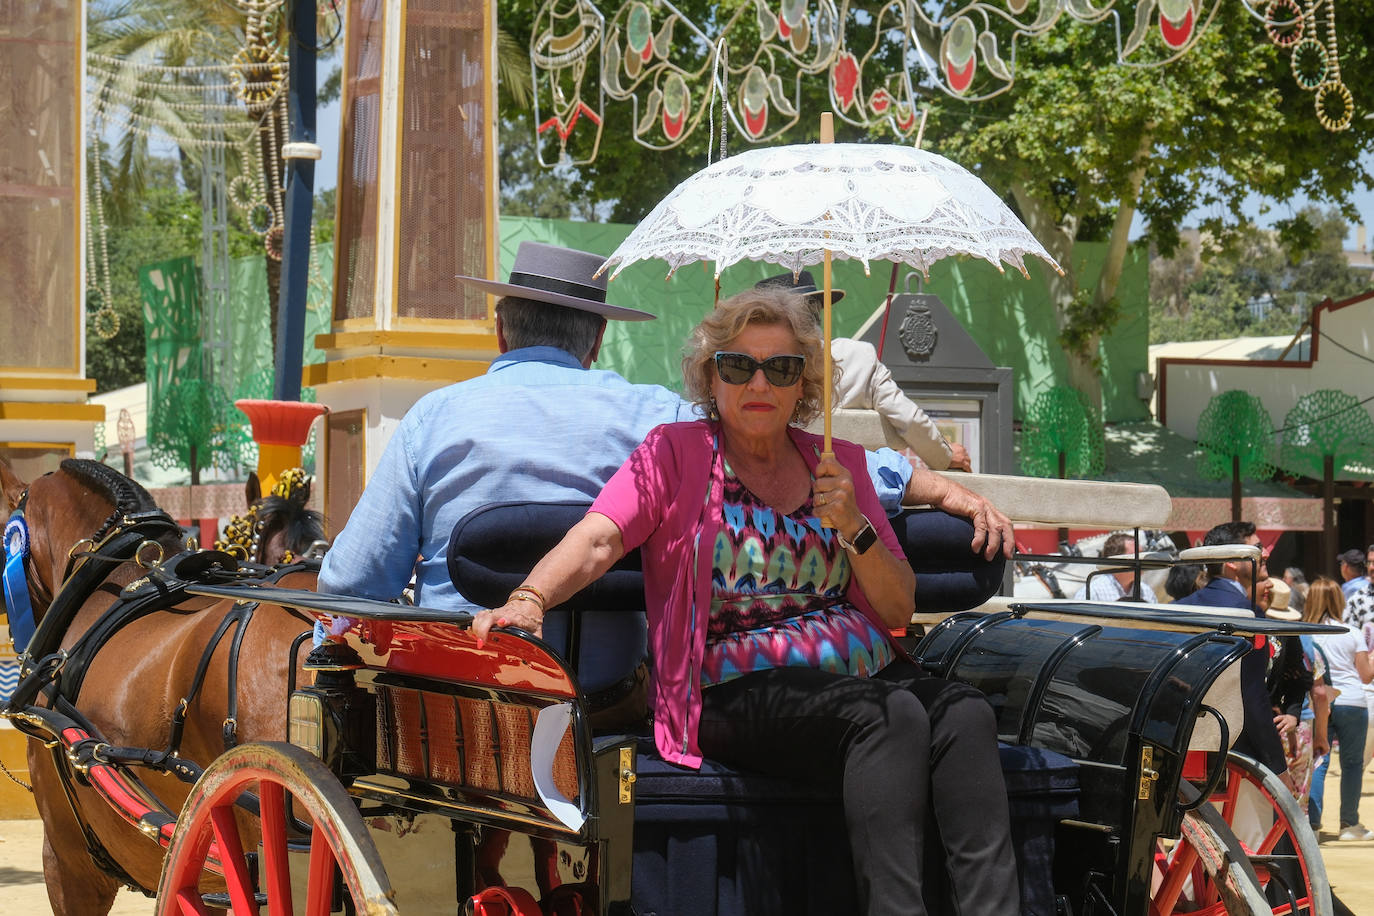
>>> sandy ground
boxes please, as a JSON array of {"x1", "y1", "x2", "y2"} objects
[{"x1": 1, "y1": 763, "x2": 1372, "y2": 914}]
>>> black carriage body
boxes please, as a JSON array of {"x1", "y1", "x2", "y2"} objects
[{"x1": 914, "y1": 604, "x2": 1253, "y2": 915}]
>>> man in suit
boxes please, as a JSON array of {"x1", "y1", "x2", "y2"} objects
[{"x1": 1173, "y1": 521, "x2": 1304, "y2": 785}]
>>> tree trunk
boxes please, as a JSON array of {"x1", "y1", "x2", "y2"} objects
[{"x1": 1009, "y1": 131, "x2": 1152, "y2": 418}]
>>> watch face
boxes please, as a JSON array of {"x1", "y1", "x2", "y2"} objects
[{"x1": 853, "y1": 523, "x2": 878, "y2": 554}]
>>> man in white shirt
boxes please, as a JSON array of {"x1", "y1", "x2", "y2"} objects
[{"x1": 1071, "y1": 532, "x2": 1158, "y2": 603}]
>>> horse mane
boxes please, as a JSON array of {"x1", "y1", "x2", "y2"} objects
[
  {"x1": 57, "y1": 459, "x2": 168, "y2": 543},
  {"x1": 256, "y1": 493, "x2": 326, "y2": 558},
  {"x1": 59, "y1": 459, "x2": 160, "y2": 515}
]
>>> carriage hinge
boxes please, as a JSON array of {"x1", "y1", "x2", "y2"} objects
[
  {"x1": 618, "y1": 746, "x2": 636, "y2": 804},
  {"x1": 1137, "y1": 746, "x2": 1160, "y2": 800}
]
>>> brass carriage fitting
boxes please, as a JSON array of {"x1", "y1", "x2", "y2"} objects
[
  {"x1": 1138, "y1": 747, "x2": 1160, "y2": 800},
  {"x1": 619, "y1": 746, "x2": 637, "y2": 804}
]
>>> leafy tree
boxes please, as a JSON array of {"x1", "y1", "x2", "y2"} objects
[
  {"x1": 496, "y1": 1, "x2": 1374, "y2": 410},
  {"x1": 1195, "y1": 390, "x2": 1275, "y2": 521},
  {"x1": 923, "y1": 11, "x2": 1373, "y2": 410},
  {"x1": 1149, "y1": 208, "x2": 1366, "y2": 343},
  {"x1": 499, "y1": 116, "x2": 605, "y2": 221}
]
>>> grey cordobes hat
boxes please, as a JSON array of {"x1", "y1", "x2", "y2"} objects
[{"x1": 456, "y1": 242, "x2": 654, "y2": 321}]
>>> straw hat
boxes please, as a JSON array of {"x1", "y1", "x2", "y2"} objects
[{"x1": 1264, "y1": 577, "x2": 1300, "y2": 620}]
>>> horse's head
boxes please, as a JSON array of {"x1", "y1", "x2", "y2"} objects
[{"x1": 219, "y1": 469, "x2": 327, "y2": 565}]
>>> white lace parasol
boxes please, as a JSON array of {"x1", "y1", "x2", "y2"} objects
[{"x1": 599, "y1": 142, "x2": 1059, "y2": 280}]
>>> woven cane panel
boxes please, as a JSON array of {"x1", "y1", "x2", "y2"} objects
[
  {"x1": 333, "y1": 0, "x2": 384, "y2": 322},
  {"x1": 457, "y1": 697, "x2": 501, "y2": 791},
  {"x1": 493, "y1": 704, "x2": 536, "y2": 799},
  {"x1": 0, "y1": 4, "x2": 79, "y2": 370},
  {"x1": 395, "y1": 0, "x2": 489, "y2": 321},
  {"x1": 552, "y1": 728, "x2": 579, "y2": 804},
  {"x1": 388, "y1": 686, "x2": 426, "y2": 779},
  {"x1": 376, "y1": 685, "x2": 395, "y2": 771},
  {"x1": 423, "y1": 692, "x2": 464, "y2": 783}
]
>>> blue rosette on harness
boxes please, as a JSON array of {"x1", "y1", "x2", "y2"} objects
[{"x1": 4, "y1": 512, "x2": 38, "y2": 654}]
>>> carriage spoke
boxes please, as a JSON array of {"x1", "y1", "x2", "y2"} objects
[
  {"x1": 1150, "y1": 841, "x2": 1197, "y2": 916},
  {"x1": 175, "y1": 887, "x2": 215, "y2": 916},
  {"x1": 155, "y1": 744, "x2": 395, "y2": 916},
  {"x1": 259, "y1": 780, "x2": 295, "y2": 916},
  {"x1": 210, "y1": 804, "x2": 259, "y2": 915},
  {"x1": 304, "y1": 832, "x2": 338, "y2": 916}
]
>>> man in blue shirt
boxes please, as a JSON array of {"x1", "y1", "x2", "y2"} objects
[{"x1": 319, "y1": 242, "x2": 1012, "y2": 706}]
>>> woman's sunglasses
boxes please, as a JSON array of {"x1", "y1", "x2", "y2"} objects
[{"x1": 713, "y1": 351, "x2": 806, "y2": 387}]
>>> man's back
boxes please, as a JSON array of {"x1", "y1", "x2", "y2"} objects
[{"x1": 320, "y1": 346, "x2": 692, "y2": 609}]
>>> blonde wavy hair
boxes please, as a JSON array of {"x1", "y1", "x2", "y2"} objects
[
  {"x1": 1302, "y1": 576, "x2": 1346, "y2": 624},
  {"x1": 681, "y1": 286, "x2": 835, "y2": 426}
]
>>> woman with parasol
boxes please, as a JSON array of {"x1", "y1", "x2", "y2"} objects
[{"x1": 473, "y1": 285, "x2": 1017, "y2": 915}]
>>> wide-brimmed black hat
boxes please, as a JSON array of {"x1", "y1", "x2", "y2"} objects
[
  {"x1": 754, "y1": 269, "x2": 846, "y2": 305},
  {"x1": 456, "y1": 242, "x2": 654, "y2": 321}
]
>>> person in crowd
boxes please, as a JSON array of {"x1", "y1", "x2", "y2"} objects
[
  {"x1": 1338, "y1": 548, "x2": 1368, "y2": 600},
  {"x1": 1071, "y1": 531, "x2": 1158, "y2": 602},
  {"x1": 1164, "y1": 563, "x2": 1204, "y2": 602},
  {"x1": 1284, "y1": 566, "x2": 1308, "y2": 615},
  {"x1": 1173, "y1": 522, "x2": 1309, "y2": 784},
  {"x1": 1344, "y1": 560, "x2": 1374, "y2": 630},
  {"x1": 472, "y1": 287, "x2": 1018, "y2": 916},
  {"x1": 1265, "y1": 578, "x2": 1330, "y2": 812},
  {"x1": 755, "y1": 272, "x2": 973, "y2": 472},
  {"x1": 319, "y1": 242, "x2": 1014, "y2": 722},
  {"x1": 1303, "y1": 577, "x2": 1374, "y2": 839}
]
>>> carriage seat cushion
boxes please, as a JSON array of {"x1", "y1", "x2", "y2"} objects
[
  {"x1": 631, "y1": 739, "x2": 1078, "y2": 916},
  {"x1": 448, "y1": 501, "x2": 645, "y2": 612},
  {"x1": 449, "y1": 502, "x2": 1005, "y2": 614}
]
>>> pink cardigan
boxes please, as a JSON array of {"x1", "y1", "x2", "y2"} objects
[{"x1": 590, "y1": 421, "x2": 906, "y2": 767}]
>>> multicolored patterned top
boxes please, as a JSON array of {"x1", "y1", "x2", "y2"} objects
[{"x1": 701, "y1": 463, "x2": 895, "y2": 687}]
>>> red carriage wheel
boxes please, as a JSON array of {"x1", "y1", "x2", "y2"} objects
[
  {"x1": 1205, "y1": 753, "x2": 1332, "y2": 916},
  {"x1": 1150, "y1": 781, "x2": 1271, "y2": 916},
  {"x1": 155, "y1": 742, "x2": 396, "y2": 916}
]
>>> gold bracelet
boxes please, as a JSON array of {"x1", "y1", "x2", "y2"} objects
[{"x1": 509, "y1": 584, "x2": 547, "y2": 610}]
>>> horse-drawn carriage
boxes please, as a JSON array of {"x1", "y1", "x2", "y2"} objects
[{"x1": 1, "y1": 457, "x2": 1337, "y2": 915}]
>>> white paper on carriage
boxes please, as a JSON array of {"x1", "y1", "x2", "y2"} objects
[{"x1": 532, "y1": 702, "x2": 586, "y2": 831}]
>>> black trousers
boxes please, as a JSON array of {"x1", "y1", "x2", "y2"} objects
[{"x1": 697, "y1": 661, "x2": 1019, "y2": 916}]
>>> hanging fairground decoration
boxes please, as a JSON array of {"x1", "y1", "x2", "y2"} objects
[{"x1": 529, "y1": 0, "x2": 1354, "y2": 165}]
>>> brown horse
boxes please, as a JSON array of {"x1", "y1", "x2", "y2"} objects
[{"x1": 1, "y1": 457, "x2": 319, "y2": 915}]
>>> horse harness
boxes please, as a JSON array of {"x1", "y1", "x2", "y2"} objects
[{"x1": 3, "y1": 498, "x2": 315, "y2": 893}]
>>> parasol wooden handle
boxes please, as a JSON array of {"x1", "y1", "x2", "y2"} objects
[{"x1": 820, "y1": 112, "x2": 834, "y2": 458}]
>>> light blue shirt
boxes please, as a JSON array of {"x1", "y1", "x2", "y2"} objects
[
  {"x1": 319, "y1": 346, "x2": 913, "y2": 689},
  {"x1": 1341, "y1": 575, "x2": 1368, "y2": 599}
]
